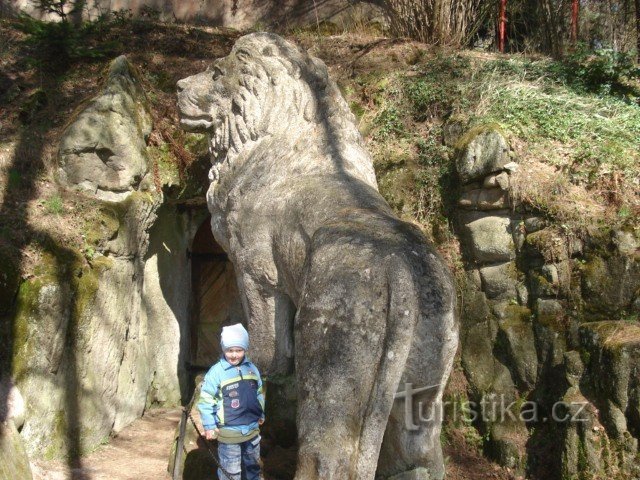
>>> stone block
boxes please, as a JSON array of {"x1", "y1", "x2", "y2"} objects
[
  {"x1": 581, "y1": 254, "x2": 640, "y2": 317},
  {"x1": 480, "y1": 262, "x2": 518, "y2": 300},
  {"x1": 483, "y1": 171, "x2": 510, "y2": 190},
  {"x1": 535, "y1": 298, "x2": 564, "y2": 328},
  {"x1": 495, "y1": 306, "x2": 537, "y2": 390},
  {"x1": 458, "y1": 188, "x2": 509, "y2": 210},
  {"x1": 523, "y1": 216, "x2": 546, "y2": 233},
  {"x1": 460, "y1": 212, "x2": 515, "y2": 263},
  {"x1": 455, "y1": 125, "x2": 510, "y2": 184}
]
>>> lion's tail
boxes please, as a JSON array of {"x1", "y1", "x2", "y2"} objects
[{"x1": 354, "y1": 258, "x2": 420, "y2": 479}]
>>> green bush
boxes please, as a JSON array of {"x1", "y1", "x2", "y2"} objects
[{"x1": 548, "y1": 47, "x2": 640, "y2": 99}]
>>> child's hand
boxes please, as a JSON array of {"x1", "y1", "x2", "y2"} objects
[
  {"x1": 258, "y1": 418, "x2": 265, "y2": 426},
  {"x1": 205, "y1": 428, "x2": 219, "y2": 440}
]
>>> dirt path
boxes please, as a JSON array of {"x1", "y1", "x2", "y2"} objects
[
  {"x1": 29, "y1": 408, "x2": 520, "y2": 480},
  {"x1": 31, "y1": 408, "x2": 181, "y2": 480}
]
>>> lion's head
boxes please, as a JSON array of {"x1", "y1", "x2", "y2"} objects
[{"x1": 177, "y1": 32, "x2": 375, "y2": 185}]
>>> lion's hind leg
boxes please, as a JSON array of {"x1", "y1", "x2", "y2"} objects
[
  {"x1": 293, "y1": 242, "x2": 420, "y2": 480},
  {"x1": 377, "y1": 260, "x2": 458, "y2": 480}
]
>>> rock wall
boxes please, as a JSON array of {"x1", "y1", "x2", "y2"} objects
[
  {"x1": 452, "y1": 124, "x2": 640, "y2": 478},
  {"x1": 0, "y1": 57, "x2": 211, "y2": 466},
  {"x1": 5, "y1": 198, "x2": 208, "y2": 462}
]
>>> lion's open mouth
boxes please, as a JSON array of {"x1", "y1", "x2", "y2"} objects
[{"x1": 178, "y1": 114, "x2": 214, "y2": 132}]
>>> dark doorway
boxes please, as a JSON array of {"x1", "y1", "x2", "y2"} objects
[{"x1": 190, "y1": 216, "x2": 245, "y2": 368}]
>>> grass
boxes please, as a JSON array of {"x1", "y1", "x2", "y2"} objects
[
  {"x1": 43, "y1": 194, "x2": 64, "y2": 215},
  {"x1": 345, "y1": 49, "x2": 640, "y2": 239}
]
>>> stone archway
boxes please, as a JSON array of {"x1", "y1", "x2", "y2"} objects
[{"x1": 189, "y1": 216, "x2": 245, "y2": 368}]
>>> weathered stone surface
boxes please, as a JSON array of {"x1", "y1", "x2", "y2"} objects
[
  {"x1": 459, "y1": 212, "x2": 515, "y2": 263},
  {"x1": 461, "y1": 318, "x2": 500, "y2": 394},
  {"x1": 58, "y1": 56, "x2": 152, "y2": 202},
  {"x1": 12, "y1": 195, "x2": 199, "y2": 459},
  {"x1": 523, "y1": 216, "x2": 546, "y2": 233},
  {"x1": 581, "y1": 254, "x2": 640, "y2": 317},
  {"x1": 516, "y1": 283, "x2": 528, "y2": 306},
  {"x1": 458, "y1": 188, "x2": 509, "y2": 210},
  {"x1": 579, "y1": 321, "x2": 640, "y2": 440},
  {"x1": 483, "y1": 171, "x2": 510, "y2": 190},
  {"x1": 442, "y1": 115, "x2": 467, "y2": 147},
  {"x1": 177, "y1": 33, "x2": 458, "y2": 480},
  {"x1": 524, "y1": 228, "x2": 569, "y2": 263},
  {"x1": 496, "y1": 309, "x2": 537, "y2": 391},
  {"x1": 558, "y1": 391, "x2": 605, "y2": 479},
  {"x1": 528, "y1": 267, "x2": 559, "y2": 298},
  {"x1": 562, "y1": 350, "x2": 584, "y2": 387},
  {"x1": 0, "y1": 378, "x2": 25, "y2": 429},
  {"x1": 557, "y1": 386, "x2": 639, "y2": 479},
  {"x1": 612, "y1": 229, "x2": 638, "y2": 256},
  {"x1": 455, "y1": 125, "x2": 510, "y2": 184},
  {"x1": 0, "y1": 420, "x2": 33, "y2": 480},
  {"x1": 535, "y1": 298, "x2": 564, "y2": 328},
  {"x1": 387, "y1": 467, "x2": 432, "y2": 480},
  {"x1": 479, "y1": 262, "x2": 518, "y2": 300},
  {"x1": 486, "y1": 420, "x2": 527, "y2": 470}
]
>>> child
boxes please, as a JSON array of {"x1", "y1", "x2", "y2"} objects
[{"x1": 198, "y1": 323, "x2": 265, "y2": 480}]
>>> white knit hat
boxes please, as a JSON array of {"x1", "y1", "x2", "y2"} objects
[{"x1": 220, "y1": 323, "x2": 249, "y2": 351}]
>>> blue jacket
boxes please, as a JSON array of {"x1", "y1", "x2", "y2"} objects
[{"x1": 197, "y1": 356, "x2": 265, "y2": 436}]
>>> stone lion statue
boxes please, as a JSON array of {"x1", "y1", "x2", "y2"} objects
[{"x1": 177, "y1": 32, "x2": 458, "y2": 480}]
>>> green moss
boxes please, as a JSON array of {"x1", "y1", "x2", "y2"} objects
[
  {"x1": 525, "y1": 229, "x2": 568, "y2": 263},
  {"x1": 84, "y1": 205, "x2": 121, "y2": 246},
  {"x1": 529, "y1": 271, "x2": 557, "y2": 297},
  {"x1": 499, "y1": 305, "x2": 533, "y2": 329},
  {"x1": 11, "y1": 276, "x2": 49, "y2": 380},
  {"x1": 73, "y1": 265, "x2": 100, "y2": 324},
  {"x1": 454, "y1": 123, "x2": 506, "y2": 152},
  {"x1": 10, "y1": 247, "x2": 108, "y2": 381},
  {"x1": 43, "y1": 410, "x2": 68, "y2": 460},
  {"x1": 183, "y1": 133, "x2": 208, "y2": 157},
  {"x1": 149, "y1": 144, "x2": 180, "y2": 186}
]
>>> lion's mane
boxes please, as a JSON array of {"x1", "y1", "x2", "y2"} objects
[{"x1": 180, "y1": 33, "x2": 376, "y2": 188}]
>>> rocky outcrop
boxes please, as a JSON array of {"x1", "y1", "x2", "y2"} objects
[
  {"x1": 453, "y1": 124, "x2": 640, "y2": 478},
  {"x1": 58, "y1": 56, "x2": 152, "y2": 202},
  {"x1": 3, "y1": 68, "x2": 213, "y2": 461},
  {"x1": 6, "y1": 195, "x2": 212, "y2": 460}
]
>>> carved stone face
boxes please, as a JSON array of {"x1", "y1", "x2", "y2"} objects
[
  {"x1": 177, "y1": 33, "x2": 316, "y2": 163},
  {"x1": 176, "y1": 60, "x2": 233, "y2": 140}
]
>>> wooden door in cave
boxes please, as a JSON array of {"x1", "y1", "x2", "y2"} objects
[{"x1": 190, "y1": 216, "x2": 245, "y2": 368}]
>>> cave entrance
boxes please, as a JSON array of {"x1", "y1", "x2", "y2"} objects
[{"x1": 190, "y1": 215, "x2": 245, "y2": 368}]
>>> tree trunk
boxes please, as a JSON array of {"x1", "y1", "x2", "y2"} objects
[
  {"x1": 635, "y1": 0, "x2": 640, "y2": 61},
  {"x1": 498, "y1": 0, "x2": 507, "y2": 52},
  {"x1": 571, "y1": 0, "x2": 579, "y2": 45}
]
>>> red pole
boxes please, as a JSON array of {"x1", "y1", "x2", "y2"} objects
[
  {"x1": 499, "y1": 0, "x2": 507, "y2": 52},
  {"x1": 571, "y1": 0, "x2": 579, "y2": 45},
  {"x1": 635, "y1": 0, "x2": 640, "y2": 63}
]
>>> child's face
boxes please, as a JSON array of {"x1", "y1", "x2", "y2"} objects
[{"x1": 224, "y1": 347, "x2": 245, "y2": 366}]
